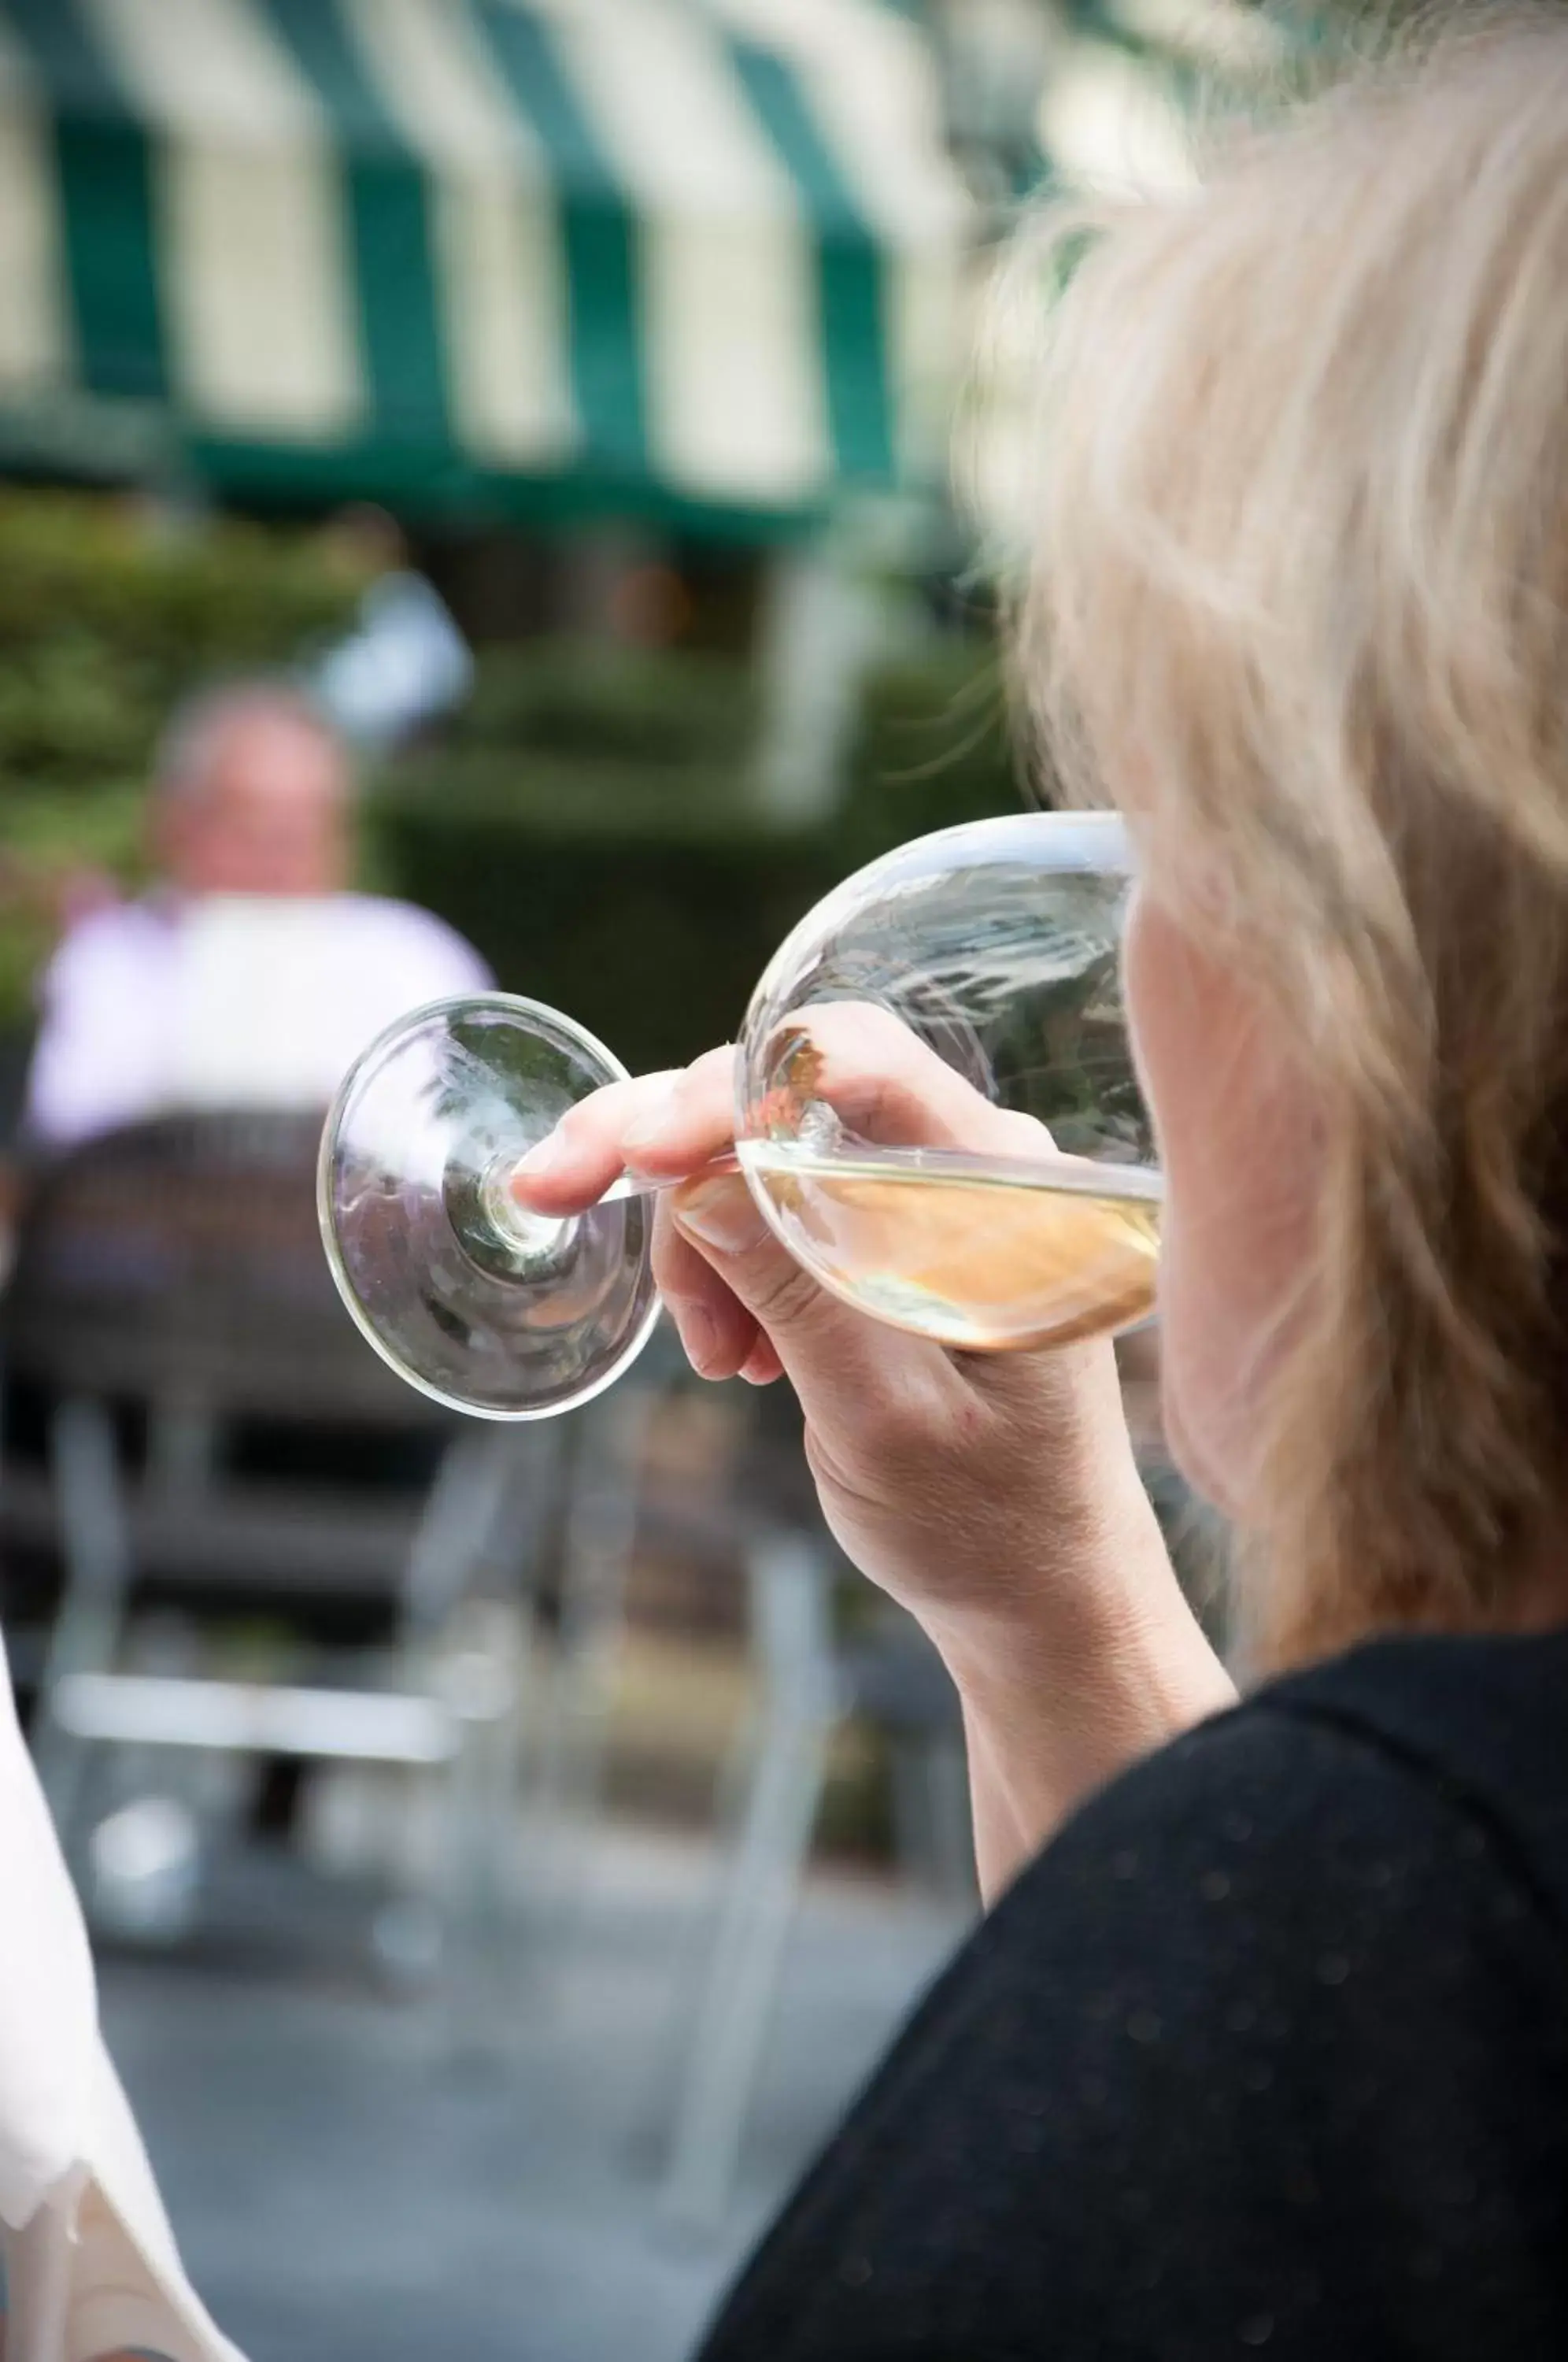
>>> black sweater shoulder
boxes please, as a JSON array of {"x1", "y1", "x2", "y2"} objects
[{"x1": 697, "y1": 1635, "x2": 1568, "y2": 2362}]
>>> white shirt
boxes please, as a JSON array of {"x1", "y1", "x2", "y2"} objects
[
  {"x1": 26, "y1": 894, "x2": 493, "y2": 1149},
  {"x1": 0, "y1": 1632, "x2": 245, "y2": 2361}
]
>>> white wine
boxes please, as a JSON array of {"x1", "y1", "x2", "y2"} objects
[{"x1": 737, "y1": 1142, "x2": 1161, "y2": 1352}]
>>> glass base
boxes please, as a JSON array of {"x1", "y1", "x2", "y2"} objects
[{"x1": 320, "y1": 994, "x2": 659, "y2": 1420}]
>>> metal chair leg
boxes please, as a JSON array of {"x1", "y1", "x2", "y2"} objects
[
  {"x1": 660, "y1": 1532, "x2": 841, "y2": 2231},
  {"x1": 528, "y1": 1386, "x2": 651, "y2": 1928},
  {"x1": 393, "y1": 1432, "x2": 539, "y2": 2008},
  {"x1": 31, "y1": 1398, "x2": 132, "y2": 1849},
  {"x1": 425, "y1": 1601, "x2": 529, "y2": 2054}
]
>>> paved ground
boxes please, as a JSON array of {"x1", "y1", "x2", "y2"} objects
[{"x1": 99, "y1": 1823, "x2": 968, "y2": 2362}]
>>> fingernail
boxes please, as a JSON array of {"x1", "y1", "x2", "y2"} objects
[
  {"x1": 673, "y1": 1175, "x2": 767, "y2": 1256},
  {"x1": 513, "y1": 1131, "x2": 563, "y2": 1181},
  {"x1": 681, "y1": 1306, "x2": 719, "y2": 1375}
]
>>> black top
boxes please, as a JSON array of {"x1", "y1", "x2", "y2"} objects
[{"x1": 695, "y1": 1633, "x2": 1568, "y2": 2360}]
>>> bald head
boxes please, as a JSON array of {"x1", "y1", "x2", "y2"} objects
[{"x1": 153, "y1": 685, "x2": 353, "y2": 899}]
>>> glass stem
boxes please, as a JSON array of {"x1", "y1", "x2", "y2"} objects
[
  {"x1": 485, "y1": 1150, "x2": 742, "y2": 1242},
  {"x1": 592, "y1": 1152, "x2": 741, "y2": 1208}
]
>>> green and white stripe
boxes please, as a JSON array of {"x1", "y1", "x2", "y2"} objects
[{"x1": 0, "y1": 0, "x2": 971, "y2": 525}]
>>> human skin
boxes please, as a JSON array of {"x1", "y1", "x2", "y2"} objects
[
  {"x1": 513, "y1": 939, "x2": 1241, "y2": 1897},
  {"x1": 1118, "y1": 888, "x2": 1318, "y2": 1521},
  {"x1": 153, "y1": 709, "x2": 351, "y2": 901}
]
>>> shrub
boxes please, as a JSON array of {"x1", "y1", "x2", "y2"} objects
[
  {"x1": 456, "y1": 639, "x2": 758, "y2": 775},
  {"x1": 0, "y1": 491, "x2": 368, "y2": 1038},
  {"x1": 0, "y1": 510, "x2": 1024, "y2": 1082},
  {"x1": 367, "y1": 633, "x2": 1026, "y2": 1072},
  {"x1": 843, "y1": 639, "x2": 1022, "y2": 852},
  {"x1": 0, "y1": 491, "x2": 366, "y2": 794}
]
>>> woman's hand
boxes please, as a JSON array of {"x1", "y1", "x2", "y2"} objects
[{"x1": 516, "y1": 1033, "x2": 1235, "y2": 1893}]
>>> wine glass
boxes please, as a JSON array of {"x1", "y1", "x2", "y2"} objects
[{"x1": 320, "y1": 810, "x2": 1158, "y2": 1418}]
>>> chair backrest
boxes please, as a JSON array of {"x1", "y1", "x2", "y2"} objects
[{"x1": 3, "y1": 1110, "x2": 450, "y2": 1434}]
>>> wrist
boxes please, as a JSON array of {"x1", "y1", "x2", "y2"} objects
[{"x1": 929, "y1": 1479, "x2": 1237, "y2": 1847}]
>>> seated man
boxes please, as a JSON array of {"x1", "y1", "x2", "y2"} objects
[
  {"x1": 15, "y1": 683, "x2": 494, "y2": 1859},
  {"x1": 24, "y1": 680, "x2": 490, "y2": 1149}
]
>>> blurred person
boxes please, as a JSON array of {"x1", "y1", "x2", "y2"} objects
[
  {"x1": 516, "y1": 28, "x2": 1568, "y2": 2357},
  {"x1": 17, "y1": 683, "x2": 489, "y2": 1853},
  {"x1": 24, "y1": 681, "x2": 490, "y2": 1150}
]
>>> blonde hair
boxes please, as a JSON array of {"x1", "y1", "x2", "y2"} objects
[{"x1": 1011, "y1": 20, "x2": 1568, "y2": 1668}]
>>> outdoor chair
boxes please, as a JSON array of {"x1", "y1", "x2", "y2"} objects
[
  {"x1": 655, "y1": 1523, "x2": 973, "y2": 2231},
  {"x1": 527, "y1": 1349, "x2": 973, "y2": 2228},
  {"x1": 0, "y1": 1109, "x2": 546, "y2": 1979}
]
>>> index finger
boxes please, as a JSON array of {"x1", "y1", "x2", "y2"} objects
[{"x1": 509, "y1": 1046, "x2": 737, "y2": 1214}]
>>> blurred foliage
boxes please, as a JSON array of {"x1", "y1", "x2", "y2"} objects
[
  {"x1": 370, "y1": 635, "x2": 1023, "y2": 1073},
  {"x1": 843, "y1": 642, "x2": 1020, "y2": 854},
  {"x1": 0, "y1": 789, "x2": 145, "y2": 1026},
  {"x1": 0, "y1": 487, "x2": 1025, "y2": 1079},
  {"x1": 0, "y1": 491, "x2": 367, "y2": 786},
  {"x1": 0, "y1": 490, "x2": 368, "y2": 1027},
  {"x1": 457, "y1": 639, "x2": 760, "y2": 776}
]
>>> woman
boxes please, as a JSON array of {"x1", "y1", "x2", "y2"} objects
[{"x1": 520, "y1": 26, "x2": 1568, "y2": 2357}]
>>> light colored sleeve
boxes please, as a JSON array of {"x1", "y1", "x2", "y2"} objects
[
  {"x1": 0, "y1": 1637, "x2": 246, "y2": 2360},
  {"x1": 375, "y1": 901, "x2": 494, "y2": 1000},
  {"x1": 326, "y1": 898, "x2": 495, "y2": 1057},
  {"x1": 0, "y1": 1643, "x2": 97, "y2": 2232},
  {"x1": 23, "y1": 914, "x2": 168, "y2": 1151}
]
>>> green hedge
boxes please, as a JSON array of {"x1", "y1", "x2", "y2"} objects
[
  {"x1": 368, "y1": 785, "x2": 833, "y2": 1072},
  {"x1": 842, "y1": 641, "x2": 1022, "y2": 853},
  {"x1": 0, "y1": 491, "x2": 366, "y2": 793},
  {"x1": 368, "y1": 636, "x2": 1026, "y2": 1073},
  {"x1": 0, "y1": 495, "x2": 1026, "y2": 1077},
  {"x1": 0, "y1": 491, "x2": 368, "y2": 1031},
  {"x1": 455, "y1": 639, "x2": 759, "y2": 775}
]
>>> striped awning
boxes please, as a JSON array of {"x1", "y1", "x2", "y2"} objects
[
  {"x1": 965, "y1": 2, "x2": 1287, "y2": 553},
  {"x1": 1039, "y1": 3, "x2": 1287, "y2": 200},
  {"x1": 0, "y1": 0, "x2": 971, "y2": 530}
]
